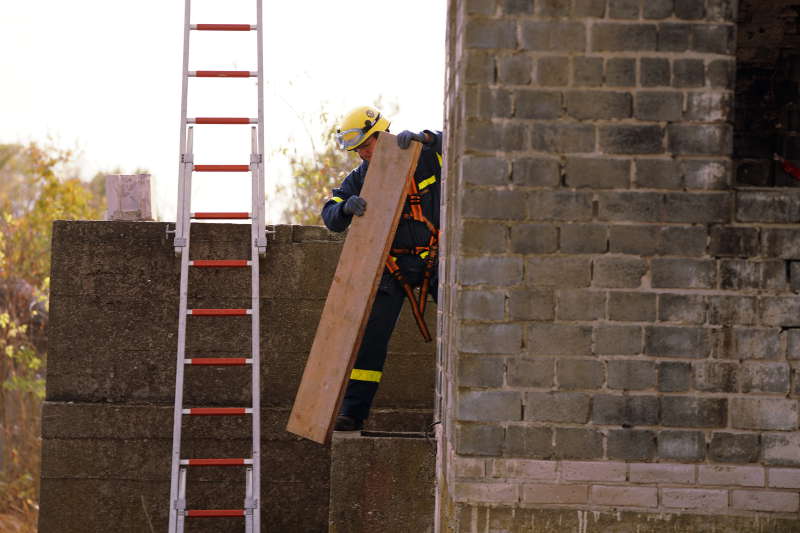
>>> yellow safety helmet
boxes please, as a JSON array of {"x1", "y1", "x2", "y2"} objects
[{"x1": 335, "y1": 106, "x2": 391, "y2": 151}]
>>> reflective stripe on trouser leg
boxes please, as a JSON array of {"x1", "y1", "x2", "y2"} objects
[{"x1": 340, "y1": 286, "x2": 405, "y2": 421}]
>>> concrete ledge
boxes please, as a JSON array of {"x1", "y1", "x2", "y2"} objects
[{"x1": 330, "y1": 432, "x2": 435, "y2": 533}]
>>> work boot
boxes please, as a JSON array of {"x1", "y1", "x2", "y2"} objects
[{"x1": 334, "y1": 415, "x2": 364, "y2": 431}]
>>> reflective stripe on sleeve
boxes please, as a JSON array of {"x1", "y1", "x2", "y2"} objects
[
  {"x1": 420, "y1": 250, "x2": 429, "y2": 259},
  {"x1": 332, "y1": 196, "x2": 344, "y2": 203},
  {"x1": 350, "y1": 369, "x2": 382, "y2": 382},
  {"x1": 418, "y1": 176, "x2": 437, "y2": 190},
  {"x1": 436, "y1": 153, "x2": 442, "y2": 166}
]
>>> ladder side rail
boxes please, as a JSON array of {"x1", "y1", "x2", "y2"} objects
[
  {"x1": 255, "y1": 0, "x2": 267, "y2": 253},
  {"x1": 168, "y1": 126, "x2": 194, "y2": 533},
  {"x1": 174, "y1": 0, "x2": 193, "y2": 251},
  {"x1": 249, "y1": 126, "x2": 262, "y2": 532}
]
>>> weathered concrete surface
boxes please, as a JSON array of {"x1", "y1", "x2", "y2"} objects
[
  {"x1": 40, "y1": 220, "x2": 436, "y2": 532},
  {"x1": 329, "y1": 432, "x2": 435, "y2": 533},
  {"x1": 454, "y1": 506, "x2": 800, "y2": 533}
]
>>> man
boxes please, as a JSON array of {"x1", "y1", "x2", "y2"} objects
[{"x1": 321, "y1": 105, "x2": 443, "y2": 431}]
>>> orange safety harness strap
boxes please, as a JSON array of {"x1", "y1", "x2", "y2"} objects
[{"x1": 383, "y1": 174, "x2": 440, "y2": 342}]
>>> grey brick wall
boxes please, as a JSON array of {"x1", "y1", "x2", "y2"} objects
[{"x1": 439, "y1": 0, "x2": 800, "y2": 530}]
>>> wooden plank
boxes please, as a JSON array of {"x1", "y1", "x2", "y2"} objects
[{"x1": 286, "y1": 133, "x2": 422, "y2": 444}]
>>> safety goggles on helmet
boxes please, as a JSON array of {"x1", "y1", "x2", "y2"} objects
[{"x1": 335, "y1": 113, "x2": 383, "y2": 151}]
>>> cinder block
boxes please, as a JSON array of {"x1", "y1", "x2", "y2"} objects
[
  {"x1": 692, "y1": 24, "x2": 735, "y2": 54},
  {"x1": 460, "y1": 323, "x2": 523, "y2": 355},
  {"x1": 561, "y1": 461, "x2": 626, "y2": 482},
  {"x1": 710, "y1": 226, "x2": 760, "y2": 257},
  {"x1": 608, "y1": 225, "x2": 660, "y2": 254},
  {"x1": 635, "y1": 157, "x2": 681, "y2": 189},
  {"x1": 465, "y1": 18, "x2": 517, "y2": 49},
  {"x1": 591, "y1": 485, "x2": 658, "y2": 507},
  {"x1": 661, "y1": 397, "x2": 727, "y2": 428},
  {"x1": 739, "y1": 193, "x2": 800, "y2": 224},
  {"x1": 731, "y1": 398, "x2": 798, "y2": 431},
  {"x1": 459, "y1": 355, "x2": 505, "y2": 388},
  {"x1": 465, "y1": 50, "x2": 495, "y2": 84},
  {"x1": 512, "y1": 158, "x2": 560, "y2": 187},
  {"x1": 506, "y1": 426, "x2": 553, "y2": 457},
  {"x1": 593, "y1": 256, "x2": 647, "y2": 288},
  {"x1": 608, "y1": 292, "x2": 657, "y2": 322},
  {"x1": 525, "y1": 392, "x2": 591, "y2": 423},
  {"x1": 608, "y1": 0, "x2": 640, "y2": 18},
  {"x1": 526, "y1": 257, "x2": 592, "y2": 287},
  {"x1": 661, "y1": 488, "x2": 728, "y2": 510},
  {"x1": 465, "y1": 120, "x2": 526, "y2": 151},
  {"x1": 557, "y1": 359, "x2": 604, "y2": 389},
  {"x1": 456, "y1": 423, "x2": 505, "y2": 456},
  {"x1": 454, "y1": 482, "x2": 519, "y2": 504},
  {"x1": 554, "y1": 428, "x2": 604, "y2": 459},
  {"x1": 644, "y1": 0, "x2": 674, "y2": 19},
  {"x1": 515, "y1": 90, "x2": 562, "y2": 119},
  {"x1": 599, "y1": 125, "x2": 665, "y2": 155},
  {"x1": 740, "y1": 362, "x2": 791, "y2": 394},
  {"x1": 674, "y1": 0, "x2": 705, "y2": 19},
  {"x1": 641, "y1": 57, "x2": 671, "y2": 87},
  {"x1": 566, "y1": 91, "x2": 632, "y2": 120},
  {"x1": 467, "y1": 86, "x2": 513, "y2": 119},
  {"x1": 491, "y1": 459, "x2": 557, "y2": 480},
  {"x1": 528, "y1": 191, "x2": 594, "y2": 222},
  {"x1": 565, "y1": 157, "x2": 631, "y2": 189},
  {"x1": 659, "y1": 225, "x2": 709, "y2": 255},
  {"x1": 462, "y1": 188, "x2": 527, "y2": 220},
  {"x1": 522, "y1": 483, "x2": 588, "y2": 504},
  {"x1": 658, "y1": 23, "x2": 692, "y2": 52},
  {"x1": 538, "y1": 56, "x2": 570, "y2": 86},
  {"x1": 498, "y1": 54, "x2": 533, "y2": 85},
  {"x1": 573, "y1": 56, "x2": 604, "y2": 86},
  {"x1": 635, "y1": 91, "x2": 683, "y2": 121},
  {"x1": 508, "y1": 288, "x2": 555, "y2": 321},
  {"x1": 455, "y1": 457, "x2": 486, "y2": 478},
  {"x1": 659, "y1": 361, "x2": 692, "y2": 392},
  {"x1": 658, "y1": 430, "x2": 706, "y2": 461},
  {"x1": 462, "y1": 155, "x2": 509, "y2": 186},
  {"x1": 459, "y1": 256, "x2": 524, "y2": 287},
  {"x1": 666, "y1": 292, "x2": 715, "y2": 327},
  {"x1": 699, "y1": 465, "x2": 765, "y2": 487},
  {"x1": 573, "y1": 0, "x2": 606, "y2": 17},
  {"x1": 560, "y1": 224, "x2": 609, "y2": 254},
  {"x1": 520, "y1": 21, "x2": 586, "y2": 52},
  {"x1": 459, "y1": 390, "x2": 523, "y2": 422},
  {"x1": 511, "y1": 223, "x2": 558, "y2": 254},
  {"x1": 606, "y1": 58, "x2": 636, "y2": 86},
  {"x1": 591, "y1": 394, "x2": 659, "y2": 425},
  {"x1": 508, "y1": 358, "x2": 555, "y2": 388},
  {"x1": 646, "y1": 326, "x2": 712, "y2": 358},
  {"x1": 693, "y1": 361, "x2": 739, "y2": 393},
  {"x1": 461, "y1": 221, "x2": 508, "y2": 254},
  {"x1": 557, "y1": 289, "x2": 606, "y2": 321},
  {"x1": 769, "y1": 468, "x2": 800, "y2": 489},
  {"x1": 597, "y1": 191, "x2": 662, "y2": 223},
  {"x1": 682, "y1": 158, "x2": 731, "y2": 189},
  {"x1": 662, "y1": 192, "x2": 732, "y2": 224},
  {"x1": 760, "y1": 297, "x2": 800, "y2": 327},
  {"x1": 596, "y1": 325, "x2": 643, "y2": 355},
  {"x1": 607, "y1": 359, "x2": 657, "y2": 390},
  {"x1": 668, "y1": 124, "x2": 732, "y2": 156},
  {"x1": 651, "y1": 258, "x2": 715, "y2": 289},
  {"x1": 731, "y1": 490, "x2": 800, "y2": 513},
  {"x1": 607, "y1": 429, "x2": 657, "y2": 460},
  {"x1": 531, "y1": 123, "x2": 596, "y2": 153},
  {"x1": 708, "y1": 59, "x2": 735, "y2": 88},
  {"x1": 720, "y1": 259, "x2": 761, "y2": 290},
  {"x1": 764, "y1": 433, "x2": 800, "y2": 466},
  {"x1": 672, "y1": 59, "x2": 705, "y2": 88},
  {"x1": 629, "y1": 463, "x2": 695, "y2": 484},
  {"x1": 592, "y1": 23, "x2": 657, "y2": 52}
]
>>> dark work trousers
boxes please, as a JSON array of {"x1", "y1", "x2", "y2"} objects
[{"x1": 339, "y1": 265, "x2": 438, "y2": 422}]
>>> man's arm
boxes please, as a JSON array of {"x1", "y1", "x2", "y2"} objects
[{"x1": 321, "y1": 164, "x2": 367, "y2": 232}]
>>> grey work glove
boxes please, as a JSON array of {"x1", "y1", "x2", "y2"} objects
[
  {"x1": 397, "y1": 130, "x2": 428, "y2": 149},
  {"x1": 342, "y1": 195, "x2": 366, "y2": 216}
]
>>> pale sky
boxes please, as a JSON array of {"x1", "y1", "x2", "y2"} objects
[{"x1": 1, "y1": 1, "x2": 446, "y2": 222}]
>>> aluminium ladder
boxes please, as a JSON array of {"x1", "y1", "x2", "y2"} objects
[{"x1": 168, "y1": 0, "x2": 267, "y2": 531}]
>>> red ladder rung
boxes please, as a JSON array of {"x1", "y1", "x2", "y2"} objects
[
  {"x1": 192, "y1": 212, "x2": 251, "y2": 219},
  {"x1": 190, "y1": 260, "x2": 250, "y2": 267},
  {"x1": 182, "y1": 458, "x2": 252, "y2": 466},
  {"x1": 189, "y1": 309, "x2": 250, "y2": 316},
  {"x1": 184, "y1": 407, "x2": 251, "y2": 416},
  {"x1": 186, "y1": 509, "x2": 246, "y2": 518},
  {"x1": 194, "y1": 164, "x2": 250, "y2": 172},
  {"x1": 192, "y1": 24, "x2": 254, "y2": 31},
  {"x1": 190, "y1": 117, "x2": 255, "y2": 124},
  {"x1": 186, "y1": 357, "x2": 250, "y2": 366},
  {"x1": 191, "y1": 70, "x2": 255, "y2": 78}
]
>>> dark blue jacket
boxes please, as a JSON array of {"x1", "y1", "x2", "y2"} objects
[{"x1": 321, "y1": 131, "x2": 442, "y2": 263}]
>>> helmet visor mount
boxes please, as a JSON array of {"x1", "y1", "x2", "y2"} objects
[{"x1": 336, "y1": 113, "x2": 382, "y2": 151}]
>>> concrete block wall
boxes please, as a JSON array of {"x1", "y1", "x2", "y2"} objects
[
  {"x1": 39, "y1": 221, "x2": 435, "y2": 532},
  {"x1": 438, "y1": 0, "x2": 800, "y2": 530}
]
